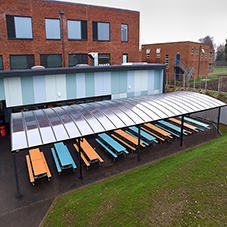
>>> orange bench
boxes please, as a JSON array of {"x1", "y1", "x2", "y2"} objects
[
  {"x1": 168, "y1": 118, "x2": 199, "y2": 132},
  {"x1": 144, "y1": 123, "x2": 173, "y2": 139},
  {"x1": 73, "y1": 143, "x2": 90, "y2": 168},
  {"x1": 111, "y1": 134, "x2": 136, "y2": 152},
  {"x1": 26, "y1": 155, "x2": 35, "y2": 185},
  {"x1": 141, "y1": 126, "x2": 165, "y2": 142}
]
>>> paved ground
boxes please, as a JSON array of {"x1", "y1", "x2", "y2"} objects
[{"x1": 0, "y1": 119, "x2": 221, "y2": 227}]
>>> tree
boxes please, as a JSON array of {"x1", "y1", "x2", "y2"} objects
[
  {"x1": 215, "y1": 44, "x2": 225, "y2": 61},
  {"x1": 198, "y1": 35, "x2": 215, "y2": 50},
  {"x1": 225, "y1": 39, "x2": 227, "y2": 62}
]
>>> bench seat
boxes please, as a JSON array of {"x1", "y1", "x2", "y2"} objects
[
  {"x1": 95, "y1": 139, "x2": 118, "y2": 159},
  {"x1": 26, "y1": 155, "x2": 35, "y2": 185}
]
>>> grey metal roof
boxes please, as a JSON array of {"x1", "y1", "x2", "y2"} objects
[{"x1": 11, "y1": 91, "x2": 226, "y2": 151}]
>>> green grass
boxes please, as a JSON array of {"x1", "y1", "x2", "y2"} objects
[
  {"x1": 208, "y1": 66, "x2": 227, "y2": 76},
  {"x1": 42, "y1": 125, "x2": 227, "y2": 227}
]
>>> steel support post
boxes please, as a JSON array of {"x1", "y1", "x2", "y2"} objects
[
  {"x1": 180, "y1": 115, "x2": 184, "y2": 147},
  {"x1": 137, "y1": 126, "x2": 141, "y2": 162},
  {"x1": 13, "y1": 152, "x2": 21, "y2": 198},
  {"x1": 217, "y1": 107, "x2": 221, "y2": 134},
  {"x1": 77, "y1": 139, "x2": 83, "y2": 180}
]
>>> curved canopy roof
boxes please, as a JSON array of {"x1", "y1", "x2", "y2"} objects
[{"x1": 11, "y1": 91, "x2": 226, "y2": 151}]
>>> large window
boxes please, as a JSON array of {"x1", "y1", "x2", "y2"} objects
[
  {"x1": 121, "y1": 24, "x2": 128, "y2": 42},
  {"x1": 67, "y1": 20, "x2": 87, "y2": 40},
  {"x1": 6, "y1": 15, "x2": 33, "y2": 39},
  {"x1": 93, "y1": 22, "x2": 110, "y2": 41},
  {"x1": 0, "y1": 56, "x2": 3, "y2": 70},
  {"x1": 209, "y1": 52, "x2": 214, "y2": 59},
  {"x1": 68, "y1": 54, "x2": 88, "y2": 67},
  {"x1": 122, "y1": 54, "x2": 128, "y2": 63},
  {"x1": 45, "y1": 18, "x2": 61, "y2": 40},
  {"x1": 98, "y1": 54, "x2": 110, "y2": 65},
  {"x1": 40, "y1": 54, "x2": 62, "y2": 68},
  {"x1": 10, "y1": 55, "x2": 34, "y2": 70}
]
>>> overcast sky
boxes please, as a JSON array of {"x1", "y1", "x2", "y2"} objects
[{"x1": 57, "y1": 0, "x2": 227, "y2": 48}]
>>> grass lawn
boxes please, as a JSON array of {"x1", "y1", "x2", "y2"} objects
[
  {"x1": 42, "y1": 125, "x2": 227, "y2": 227},
  {"x1": 208, "y1": 66, "x2": 227, "y2": 76}
]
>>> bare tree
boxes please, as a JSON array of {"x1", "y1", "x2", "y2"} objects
[{"x1": 198, "y1": 35, "x2": 215, "y2": 50}]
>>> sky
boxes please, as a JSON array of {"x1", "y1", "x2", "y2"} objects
[{"x1": 56, "y1": 0, "x2": 227, "y2": 49}]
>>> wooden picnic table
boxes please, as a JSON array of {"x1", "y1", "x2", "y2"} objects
[
  {"x1": 74, "y1": 139, "x2": 103, "y2": 168},
  {"x1": 168, "y1": 118, "x2": 198, "y2": 132},
  {"x1": 114, "y1": 129, "x2": 146, "y2": 147},
  {"x1": 26, "y1": 148, "x2": 51, "y2": 185},
  {"x1": 53, "y1": 142, "x2": 77, "y2": 172},
  {"x1": 144, "y1": 123, "x2": 172, "y2": 138}
]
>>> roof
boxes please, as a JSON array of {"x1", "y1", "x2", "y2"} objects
[{"x1": 11, "y1": 91, "x2": 226, "y2": 151}]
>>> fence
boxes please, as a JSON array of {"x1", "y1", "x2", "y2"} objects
[{"x1": 166, "y1": 73, "x2": 227, "y2": 93}]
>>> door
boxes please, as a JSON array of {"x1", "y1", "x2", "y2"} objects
[{"x1": 176, "y1": 54, "x2": 181, "y2": 80}]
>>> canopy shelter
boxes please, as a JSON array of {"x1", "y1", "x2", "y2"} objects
[
  {"x1": 11, "y1": 91, "x2": 226, "y2": 152},
  {"x1": 10, "y1": 91, "x2": 226, "y2": 197}
]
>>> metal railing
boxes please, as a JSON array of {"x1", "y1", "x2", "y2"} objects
[{"x1": 166, "y1": 73, "x2": 226, "y2": 93}]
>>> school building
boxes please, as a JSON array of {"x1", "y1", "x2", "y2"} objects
[
  {"x1": 0, "y1": 0, "x2": 140, "y2": 70},
  {"x1": 141, "y1": 41, "x2": 215, "y2": 81}
]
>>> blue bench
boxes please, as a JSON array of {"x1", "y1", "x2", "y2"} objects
[
  {"x1": 95, "y1": 139, "x2": 118, "y2": 159},
  {"x1": 180, "y1": 116, "x2": 210, "y2": 129},
  {"x1": 155, "y1": 124, "x2": 180, "y2": 137},
  {"x1": 158, "y1": 120, "x2": 188, "y2": 135},
  {"x1": 51, "y1": 148, "x2": 62, "y2": 174},
  {"x1": 129, "y1": 126, "x2": 158, "y2": 143},
  {"x1": 125, "y1": 130, "x2": 149, "y2": 146}
]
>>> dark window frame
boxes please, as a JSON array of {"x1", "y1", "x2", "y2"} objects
[
  {"x1": 67, "y1": 20, "x2": 87, "y2": 41},
  {"x1": 0, "y1": 56, "x2": 3, "y2": 70},
  {"x1": 92, "y1": 21, "x2": 110, "y2": 41},
  {"x1": 40, "y1": 54, "x2": 62, "y2": 68},
  {"x1": 6, "y1": 15, "x2": 33, "y2": 40},
  {"x1": 98, "y1": 53, "x2": 110, "y2": 65},
  {"x1": 121, "y1": 24, "x2": 128, "y2": 42},
  {"x1": 45, "y1": 18, "x2": 61, "y2": 40},
  {"x1": 10, "y1": 55, "x2": 35, "y2": 70},
  {"x1": 122, "y1": 53, "x2": 128, "y2": 63},
  {"x1": 68, "y1": 54, "x2": 88, "y2": 67}
]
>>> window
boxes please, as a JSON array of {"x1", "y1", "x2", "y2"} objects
[
  {"x1": 208, "y1": 63, "x2": 214, "y2": 71},
  {"x1": 98, "y1": 54, "x2": 110, "y2": 65},
  {"x1": 209, "y1": 52, "x2": 214, "y2": 59},
  {"x1": 67, "y1": 20, "x2": 87, "y2": 40},
  {"x1": 191, "y1": 48, "x2": 194, "y2": 54},
  {"x1": 10, "y1": 55, "x2": 34, "y2": 70},
  {"x1": 6, "y1": 15, "x2": 33, "y2": 39},
  {"x1": 146, "y1": 49, "x2": 150, "y2": 58},
  {"x1": 205, "y1": 49, "x2": 208, "y2": 58},
  {"x1": 40, "y1": 54, "x2": 62, "y2": 68},
  {"x1": 93, "y1": 22, "x2": 110, "y2": 41},
  {"x1": 165, "y1": 54, "x2": 169, "y2": 69},
  {"x1": 196, "y1": 48, "x2": 199, "y2": 54},
  {"x1": 45, "y1": 18, "x2": 61, "y2": 39},
  {"x1": 201, "y1": 52, "x2": 204, "y2": 58},
  {"x1": 0, "y1": 56, "x2": 3, "y2": 70},
  {"x1": 156, "y1": 48, "x2": 160, "y2": 58},
  {"x1": 68, "y1": 54, "x2": 88, "y2": 67},
  {"x1": 122, "y1": 54, "x2": 128, "y2": 63},
  {"x1": 121, "y1": 24, "x2": 128, "y2": 42}
]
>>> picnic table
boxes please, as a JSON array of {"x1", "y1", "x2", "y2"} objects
[
  {"x1": 180, "y1": 116, "x2": 210, "y2": 129},
  {"x1": 144, "y1": 123, "x2": 172, "y2": 139},
  {"x1": 128, "y1": 126, "x2": 158, "y2": 143},
  {"x1": 97, "y1": 133, "x2": 129, "y2": 158},
  {"x1": 26, "y1": 148, "x2": 51, "y2": 185},
  {"x1": 73, "y1": 139, "x2": 103, "y2": 168},
  {"x1": 51, "y1": 142, "x2": 77, "y2": 174},
  {"x1": 168, "y1": 118, "x2": 199, "y2": 132},
  {"x1": 158, "y1": 120, "x2": 188, "y2": 135},
  {"x1": 114, "y1": 129, "x2": 146, "y2": 148}
]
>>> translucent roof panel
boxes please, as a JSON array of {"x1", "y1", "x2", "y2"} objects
[{"x1": 11, "y1": 91, "x2": 226, "y2": 151}]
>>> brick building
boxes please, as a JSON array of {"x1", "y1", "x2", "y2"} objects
[
  {"x1": 141, "y1": 41, "x2": 215, "y2": 80},
  {"x1": 0, "y1": 0, "x2": 140, "y2": 70}
]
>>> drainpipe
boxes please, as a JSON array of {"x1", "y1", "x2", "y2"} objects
[{"x1": 60, "y1": 11, "x2": 65, "y2": 67}]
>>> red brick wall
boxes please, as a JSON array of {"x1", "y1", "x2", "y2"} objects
[
  {"x1": 0, "y1": 0, "x2": 139, "y2": 70},
  {"x1": 141, "y1": 41, "x2": 214, "y2": 77}
]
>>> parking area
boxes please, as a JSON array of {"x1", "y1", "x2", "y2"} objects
[{"x1": 0, "y1": 119, "x2": 220, "y2": 227}]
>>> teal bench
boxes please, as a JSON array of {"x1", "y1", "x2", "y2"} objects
[
  {"x1": 51, "y1": 147, "x2": 62, "y2": 174},
  {"x1": 95, "y1": 139, "x2": 118, "y2": 160}
]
